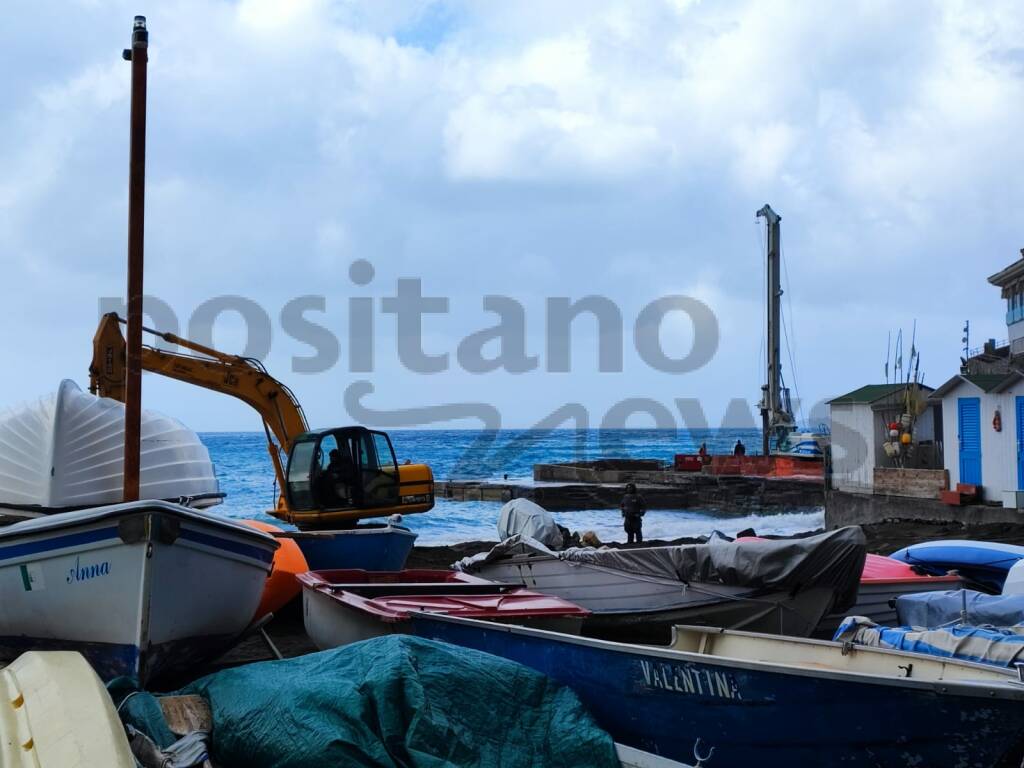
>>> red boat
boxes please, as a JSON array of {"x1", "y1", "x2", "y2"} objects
[
  {"x1": 298, "y1": 569, "x2": 589, "y2": 650},
  {"x1": 735, "y1": 536, "x2": 962, "y2": 634},
  {"x1": 817, "y1": 553, "x2": 962, "y2": 635}
]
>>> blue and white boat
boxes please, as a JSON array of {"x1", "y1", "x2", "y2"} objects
[
  {"x1": 0, "y1": 500, "x2": 278, "y2": 683},
  {"x1": 411, "y1": 614, "x2": 1024, "y2": 767},
  {"x1": 277, "y1": 519, "x2": 416, "y2": 571},
  {"x1": 890, "y1": 540, "x2": 1024, "y2": 591},
  {"x1": 774, "y1": 429, "x2": 829, "y2": 458}
]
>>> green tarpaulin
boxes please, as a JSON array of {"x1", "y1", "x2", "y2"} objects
[{"x1": 135, "y1": 635, "x2": 619, "y2": 768}]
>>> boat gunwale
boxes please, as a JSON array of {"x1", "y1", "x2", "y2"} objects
[
  {"x1": 412, "y1": 612, "x2": 1024, "y2": 698},
  {"x1": 276, "y1": 524, "x2": 418, "y2": 541},
  {"x1": 0, "y1": 500, "x2": 279, "y2": 549}
]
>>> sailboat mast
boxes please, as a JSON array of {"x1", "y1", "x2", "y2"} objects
[
  {"x1": 122, "y1": 16, "x2": 148, "y2": 502},
  {"x1": 757, "y1": 204, "x2": 782, "y2": 455}
]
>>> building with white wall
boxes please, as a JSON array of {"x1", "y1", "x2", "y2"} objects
[
  {"x1": 828, "y1": 384, "x2": 936, "y2": 494},
  {"x1": 932, "y1": 372, "x2": 1024, "y2": 506}
]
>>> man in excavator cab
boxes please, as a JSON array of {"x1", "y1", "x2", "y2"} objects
[{"x1": 319, "y1": 447, "x2": 357, "y2": 508}]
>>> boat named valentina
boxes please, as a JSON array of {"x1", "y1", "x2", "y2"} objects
[{"x1": 412, "y1": 614, "x2": 1024, "y2": 768}]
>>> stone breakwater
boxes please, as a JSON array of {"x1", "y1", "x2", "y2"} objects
[{"x1": 441, "y1": 460, "x2": 824, "y2": 514}]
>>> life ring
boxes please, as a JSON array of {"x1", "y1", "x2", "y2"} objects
[{"x1": 994, "y1": 409, "x2": 1003, "y2": 432}]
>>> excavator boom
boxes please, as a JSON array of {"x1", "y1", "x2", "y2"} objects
[
  {"x1": 90, "y1": 312, "x2": 307, "y2": 510},
  {"x1": 88, "y1": 313, "x2": 434, "y2": 526}
]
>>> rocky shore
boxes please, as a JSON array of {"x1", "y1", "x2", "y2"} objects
[{"x1": 405, "y1": 519, "x2": 1024, "y2": 570}]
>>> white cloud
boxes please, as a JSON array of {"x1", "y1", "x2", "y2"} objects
[{"x1": 3, "y1": 0, "x2": 1024, "y2": 428}]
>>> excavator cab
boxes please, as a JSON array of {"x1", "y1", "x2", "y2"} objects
[{"x1": 285, "y1": 427, "x2": 401, "y2": 514}]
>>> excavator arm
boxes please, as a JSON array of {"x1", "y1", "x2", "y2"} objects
[
  {"x1": 89, "y1": 312, "x2": 307, "y2": 511},
  {"x1": 89, "y1": 312, "x2": 434, "y2": 526}
]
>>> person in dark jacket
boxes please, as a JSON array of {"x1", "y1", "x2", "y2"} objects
[
  {"x1": 620, "y1": 482, "x2": 646, "y2": 544},
  {"x1": 733, "y1": 439, "x2": 746, "y2": 456}
]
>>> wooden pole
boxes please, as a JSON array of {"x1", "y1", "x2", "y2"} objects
[{"x1": 122, "y1": 16, "x2": 148, "y2": 502}]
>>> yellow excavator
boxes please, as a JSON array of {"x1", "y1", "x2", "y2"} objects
[{"x1": 88, "y1": 312, "x2": 434, "y2": 529}]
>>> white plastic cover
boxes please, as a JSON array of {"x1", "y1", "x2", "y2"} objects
[
  {"x1": 0, "y1": 380, "x2": 220, "y2": 509},
  {"x1": 497, "y1": 499, "x2": 563, "y2": 550},
  {"x1": 1004, "y1": 560, "x2": 1024, "y2": 596}
]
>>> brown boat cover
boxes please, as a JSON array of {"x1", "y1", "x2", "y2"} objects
[{"x1": 457, "y1": 526, "x2": 867, "y2": 614}]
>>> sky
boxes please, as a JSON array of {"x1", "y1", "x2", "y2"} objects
[{"x1": 2, "y1": 0, "x2": 1024, "y2": 433}]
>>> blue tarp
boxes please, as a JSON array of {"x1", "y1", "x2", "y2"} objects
[
  {"x1": 121, "y1": 635, "x2": 621, "y2": 768},
  {"x1": 834, "y1": 616, "x2": 1024, "y2": 669},
  {"x1": 889, "y1": 541, "x2": 1024, "y2": 591},
  {"x1": 896, "y1": 589, "x2": 1024, "y2": 629}
]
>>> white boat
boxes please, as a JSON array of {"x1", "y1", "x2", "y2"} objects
[
  {"x1": 774, "y1": 429, "x2": 829, "y2": 458},
  {"x1": 0, "y1": 380, "x2": 222, "y2": 520},
  {"x1": 1, "y1": 651, "x2": 136, "y2": 768},
  {"x1": 0, "y1": 500, "x2": 278, "y2": 683},
  {"x1": 456, "y1": 527, "x2": 866, "y2": 641},
  {"x1": 615, "y1": 743, "x2": 695, "y2": 768}
]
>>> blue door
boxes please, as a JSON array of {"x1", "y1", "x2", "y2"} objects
[
  {"x1": 1016, "y1": 397, "x2": 1024, "y2": 490},
  {"x1": 958, "y1": 397, "x2": 982, "y2": 486}
]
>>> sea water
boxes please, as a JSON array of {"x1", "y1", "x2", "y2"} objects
[{"x1": 200, "y1": 429, "x2": 824, "y2": 545}]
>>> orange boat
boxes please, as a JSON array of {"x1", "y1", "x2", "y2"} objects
[{"x1": 239, "y1": 520, "x2": 308, "y2": 620}]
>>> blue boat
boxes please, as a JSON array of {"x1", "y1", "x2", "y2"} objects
[
  {"x1": 410, "y1": 614, "x2": 1024, "y2": 767},
  {"x1": 890, "y1": 540, "x2": 1024, "y2": 591},
  {"x1": 277, "y1": 522, "x2": 417, "y2": 571}
]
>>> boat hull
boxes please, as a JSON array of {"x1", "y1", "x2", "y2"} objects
[
  {"x1": 411, "y1": 615, "x2": 1024, "y2": 768},
  {"x1": 0, "y1": 652, "x2": 136, "y2": 767},
  {"x1": 0, "y1": 501, "x2": 276, "y2": 683},
  {"x1": 890, "y1": 540, "x2": 1024, "y2": 592},
  {"x1": 817, "y1": 576, "x2": 962, "y2": 636},
  {"x1": 278, "y1": 525, "x2": 417, "y2": 571},
  {"x1": 302, "y1": 582, "x2": 583, "y2": 649}
]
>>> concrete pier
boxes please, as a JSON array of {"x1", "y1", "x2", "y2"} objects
[{"x1": 440, "y1": 473, "x2": 823, "y2": 514}]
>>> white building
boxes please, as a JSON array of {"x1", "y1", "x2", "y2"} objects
[
  {"x1": 931, "y1": 372, "x2": 1024, "y2": 506},
  {"x1": 828, "y1": 384, "x2": 937, "y2": 494},
  {"x1": 989, "y1": 251, "x2": 1024, "y2": 358}
]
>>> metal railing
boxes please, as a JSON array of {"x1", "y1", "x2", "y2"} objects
[{"x1": 967, "y1": 339, "x2": 1009, "y2": 358}]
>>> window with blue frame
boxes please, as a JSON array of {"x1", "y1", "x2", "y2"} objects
[{"x1": 1009, "y1": 291, "x2": 1024, "y2": 325}]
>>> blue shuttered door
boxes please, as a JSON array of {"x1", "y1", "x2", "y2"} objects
[
  {"x1": 958, "y1": 397, "x2": 982, "y2": 486},
  {"x1": 1017, "y1": 397, "x2": 1024, "y2": 491}
]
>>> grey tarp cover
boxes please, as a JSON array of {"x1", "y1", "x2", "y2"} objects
[
  {"x1": 129, "y1": 635, "x2": 621, "y2": 768},
  {"x1": 896, "y1": 589, "x2": 1024, "y2": 628},
  {"x1": 457, "y1": 526, "x2": 866, "y2": 613},
  {"x1": 497, "y1": 498, "x2": 564, "y2": 550}
]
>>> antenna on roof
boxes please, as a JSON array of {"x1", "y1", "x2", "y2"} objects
[
  {"x1": 908, "y1": 320, "x2": 917, "y2": 386},
  {"x1": 894, "y1": 330, "x2": 903, "y2": 383},
  {"x1": 885, "y1": 331, "x2": 891, "y2": 385}
]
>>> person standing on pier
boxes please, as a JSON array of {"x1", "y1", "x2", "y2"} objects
[
  {"x1": 733, "y1": 439, "x2": 746, "y2": 456},
  {"x1": 621, "y1": 483, "x2": 646, "y2": 544}
]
